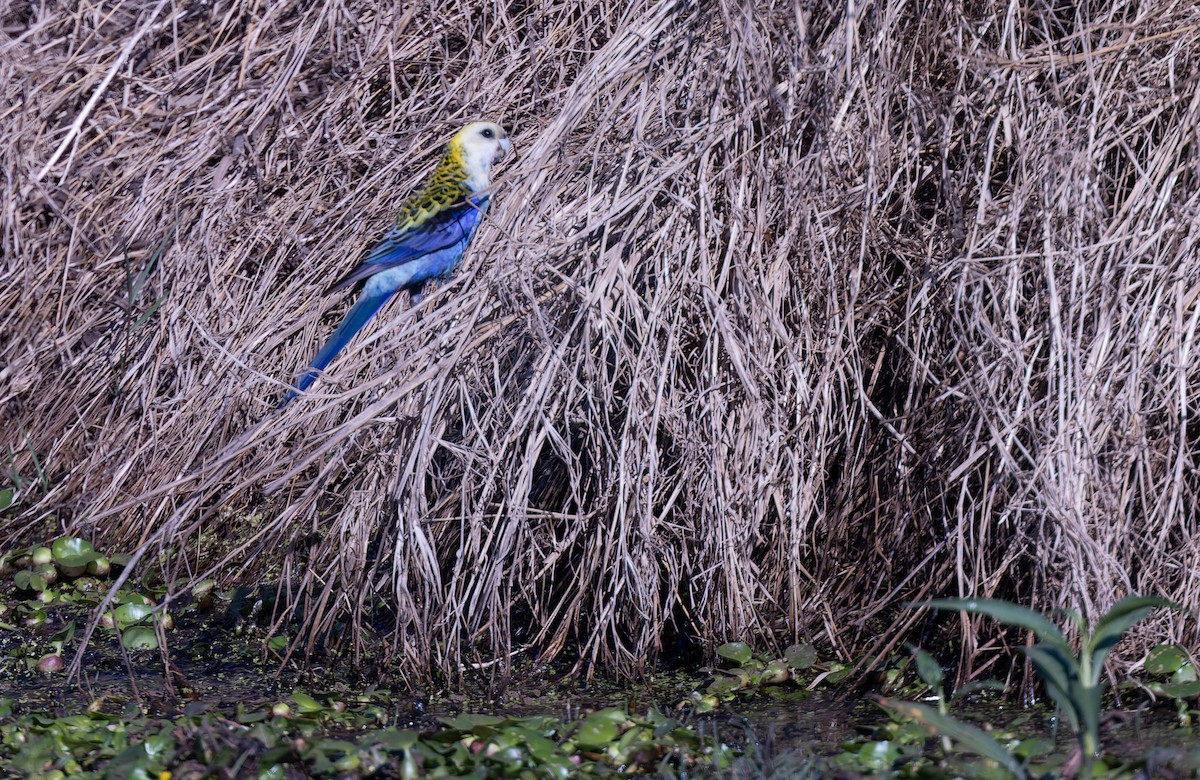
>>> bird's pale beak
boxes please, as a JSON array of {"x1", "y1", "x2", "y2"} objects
[{"x1": 498, "y1": 137, "x2": 513, "y2": 159}]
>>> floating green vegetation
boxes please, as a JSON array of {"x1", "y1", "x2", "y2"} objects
[
  {"x1": 0, "y1": 695, "x2": 734, "y2": 779},
  {"x1": 3, "y1": 535, "x2": 1199, "y2": 779},
  {"x1": 0, "y1": 535, "x2": 201, "y2": 672},
  {"x1": 680, "y1": 639, "x2": 848, "y2": 713}
]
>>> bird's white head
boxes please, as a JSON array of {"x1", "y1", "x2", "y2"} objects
[{"x1": 450, "y1": 121, "x2": 512, "y2": 192}]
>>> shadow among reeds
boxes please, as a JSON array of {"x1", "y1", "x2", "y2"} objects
[{"x1": 2, "y1": 0, "x2": 1198, "y2": 682}]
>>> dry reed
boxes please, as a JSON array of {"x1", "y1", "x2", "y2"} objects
[{"x1": 2, "y1": 0, "x2": 1199, "y2": 683}]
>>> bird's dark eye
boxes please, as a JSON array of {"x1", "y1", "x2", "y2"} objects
[{"x1": 480, "y1": 128, "x2": 494, "y2": 139}]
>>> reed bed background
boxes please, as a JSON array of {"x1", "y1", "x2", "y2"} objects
[{"x1": 2, "y1": 0, "x2": 1199, "y2": 683}]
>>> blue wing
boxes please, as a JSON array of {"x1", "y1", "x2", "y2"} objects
[
  {"x1": 325, "y1": 194, "x2": 488, "y2": 294},
  {"x1": 278, "y1": 193, "x2": 490, "y2": 408}
]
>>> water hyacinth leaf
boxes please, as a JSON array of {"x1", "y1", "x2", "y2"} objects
[
  {"x1": 645, "y1": 708, "x2": 673, "y2": 731},
  {"x1": 491, "y1": 745, "x2": 526, "y2": 765},
  {"x1": 1174, "y1": 663, "x2": 1198, "y2": 683},
  {"x1": 14, "y1": 569, "x2": 44, "y2": 592},
  {"x1": 371, "y1": 729, "x2": 419, "y2": 750},
  {"x1": 1088, "y1": 596, "x2": 1179, "y2": 679},
  {"x1": 906, "y1": 644, "x2": 943, "y2": 689},
  {"x1": 524, "y1": 733, "x2": 559, "y2": 761},
  {"x1": 490, "y1": 729, "x2": 520, "y2": 750},
  {"x1": 762, "y1": 659, "x2": 789, "y2": 683},
  {"x1": 824, "y1": 662, "x2": 853, "y2": 685},
  {"x1": 1013, "y1": 737, "x2": 1054, "y2": 759},
  {"x1": 0, "y1": 488, "x2": 12, "y2": 511},
  {"x1": 716, "y1": 642, "x2": 753, "y2": 665},
  {"x1": 116, "y1": 590, "x2": 153, "y2": 606},
  {"x1": 51, "y1": 536, "x2": 99, "y2": 568},
  {"x1": 290, "y1": 692, "x2": 324, "y2": 713},
  {"x1": 574, "y1": 708, "x2": 626, "y2": 748},
  {"x1": 313, "y1": 738, "x2": 357, "y2": 755},
  {"x1": 540, "y1": 757, "x2": 574, "y2": 780},
  {"x1": 259, "y1": 745, "x2": 294, "y2": 766},
  {"x1": 438, "y1": 713, "x2": 506, "y2": 737},
  {"x1": 50, "y1": 620, "x2": 76, "y2": 654},
  {"x1": 236, "y1": 706, "x2": 268, "y2": 724},
  {"x1": 1151, "y1": 680, "x2": 1200, "y2": 699},
  {"x1": 33, "y1": 563, "x2": 58, "y2": 585},
  {"x1": 114, "y1": 602, "x2": 155, "y2": 629},
  {"x1": 707, "y1": 674, "x2": 741, "y2": 694},
  {"x1": 613, "y1": 723, "x2": 651, "y2": 755},
  {"x1": 877, "y1": 698, "x2": 1028, "y2": 779},
  {"x1": 574, "y1": 717, "x2": 618, "y2": 748},
  {"x1": 920, "y1": 599, "x2": 1071, "y2": 654},
  {"x1": 121, "y1": 626, "x2": 158, "y2": 650},
  {"x1": 1146, "y1": 643, "x2": 1188, "y2": 676},
  {"x1": 785, "y1": 642, "x2": 818, "y2": 669},
  {"x1": 856, "y1": 740, "x2": 900, "y2": 771},
  {"x1": 104, "y1": 734, "x2": 177, "y2": 779}
]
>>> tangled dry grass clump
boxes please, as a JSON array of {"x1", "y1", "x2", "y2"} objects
[{"x1": 2, "y1": 0, "x2": 1199, "y2": 682}]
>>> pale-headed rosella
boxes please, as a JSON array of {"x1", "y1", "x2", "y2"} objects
[{"x1": 279, "y1": 121, "x2": 512, "y2": 407}]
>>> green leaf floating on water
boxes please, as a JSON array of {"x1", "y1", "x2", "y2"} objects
[
  {"x1": 114, "y1": 602, "x2": 155, "y2": 629},
  {"x1": 51, "y1": 536, "x2": 98, "y2": 565},
  {"x1": 1145, "y1": 643, "x2": 1188, "y2": 676},
  {"x1": 439, "y1": 713, "x2": 507, "y2": 731},
  {"x1": 574, "y1": 708, "x2": 627, "y2": 749},
  {"x1": 14, "y1": 569, "x2": 46, "y2": 592},
  {"x1": 856, "y1": 740, "x2": 900, "y2": 771},
  {"x1": 716, "y1": 642, "x2": 753, "y2": 665},
  {"x1": 785, "y1": 642, "x2": 818, "y2": 669},
  {"x1": 121, "y1": 626, "x2": 158, "y2": 650},
  {"x1": 371, "y1": 729, "x2": 419, "y2": 750},
  {"x1": 1151, "y1": 680, "x2": 1200, "y2": 698},
  {"x1": 290, "y1": 691, "x2": 325, "y2": 714}
]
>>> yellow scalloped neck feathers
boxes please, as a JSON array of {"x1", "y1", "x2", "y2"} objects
[{"x1": 392, "y1": 133, "x2": 475, "y2": 232}]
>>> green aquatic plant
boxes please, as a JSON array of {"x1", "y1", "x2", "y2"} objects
[
  {"x1": 0, "y1": 698, "x2": 734, "y2": 778},
  {"x1": 1130, "y1": 642, "x2": 1200, "y2": 726},
  {"x1": 682, "y1": 640, "x2": 833, "y2": 712},
  {"x1": 881, "y1": 594, "x2": 1180, "y2": 779}
]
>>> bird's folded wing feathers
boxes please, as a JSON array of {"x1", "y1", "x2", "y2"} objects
[{"x1": 325, "y1": 194, "x2": 489, "y2": 294}]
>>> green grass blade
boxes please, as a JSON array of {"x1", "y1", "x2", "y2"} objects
[
  {"x1": 919, "y1": 598, "x2": 1071, "y2": 652},
  {"x1": 876, "y1": 698, "x2": 1028, "y2": 779},
  {"x1": 129, "y1": 221, "x2": 178, "y2": 304},
  {"x1": 1023, "y1": 645, "x2": 1082, "y2": 734},
  {"x1": 1056, "y1": 607, "x2": 1086, "y2": 634},
  {"x1": 133, "y1": 296, "x2": 165, "y2": 329},
  {"x1": 1088, "y1": 596, "x2": 1179, "y2": 678},
  {"x1": 905, "y1": 643, "x2": 944, "y2": 690}
]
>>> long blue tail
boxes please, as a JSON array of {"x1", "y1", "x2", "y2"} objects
[{"x1": 278, "y1": 289, "x2": 392, "y2": 408}]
